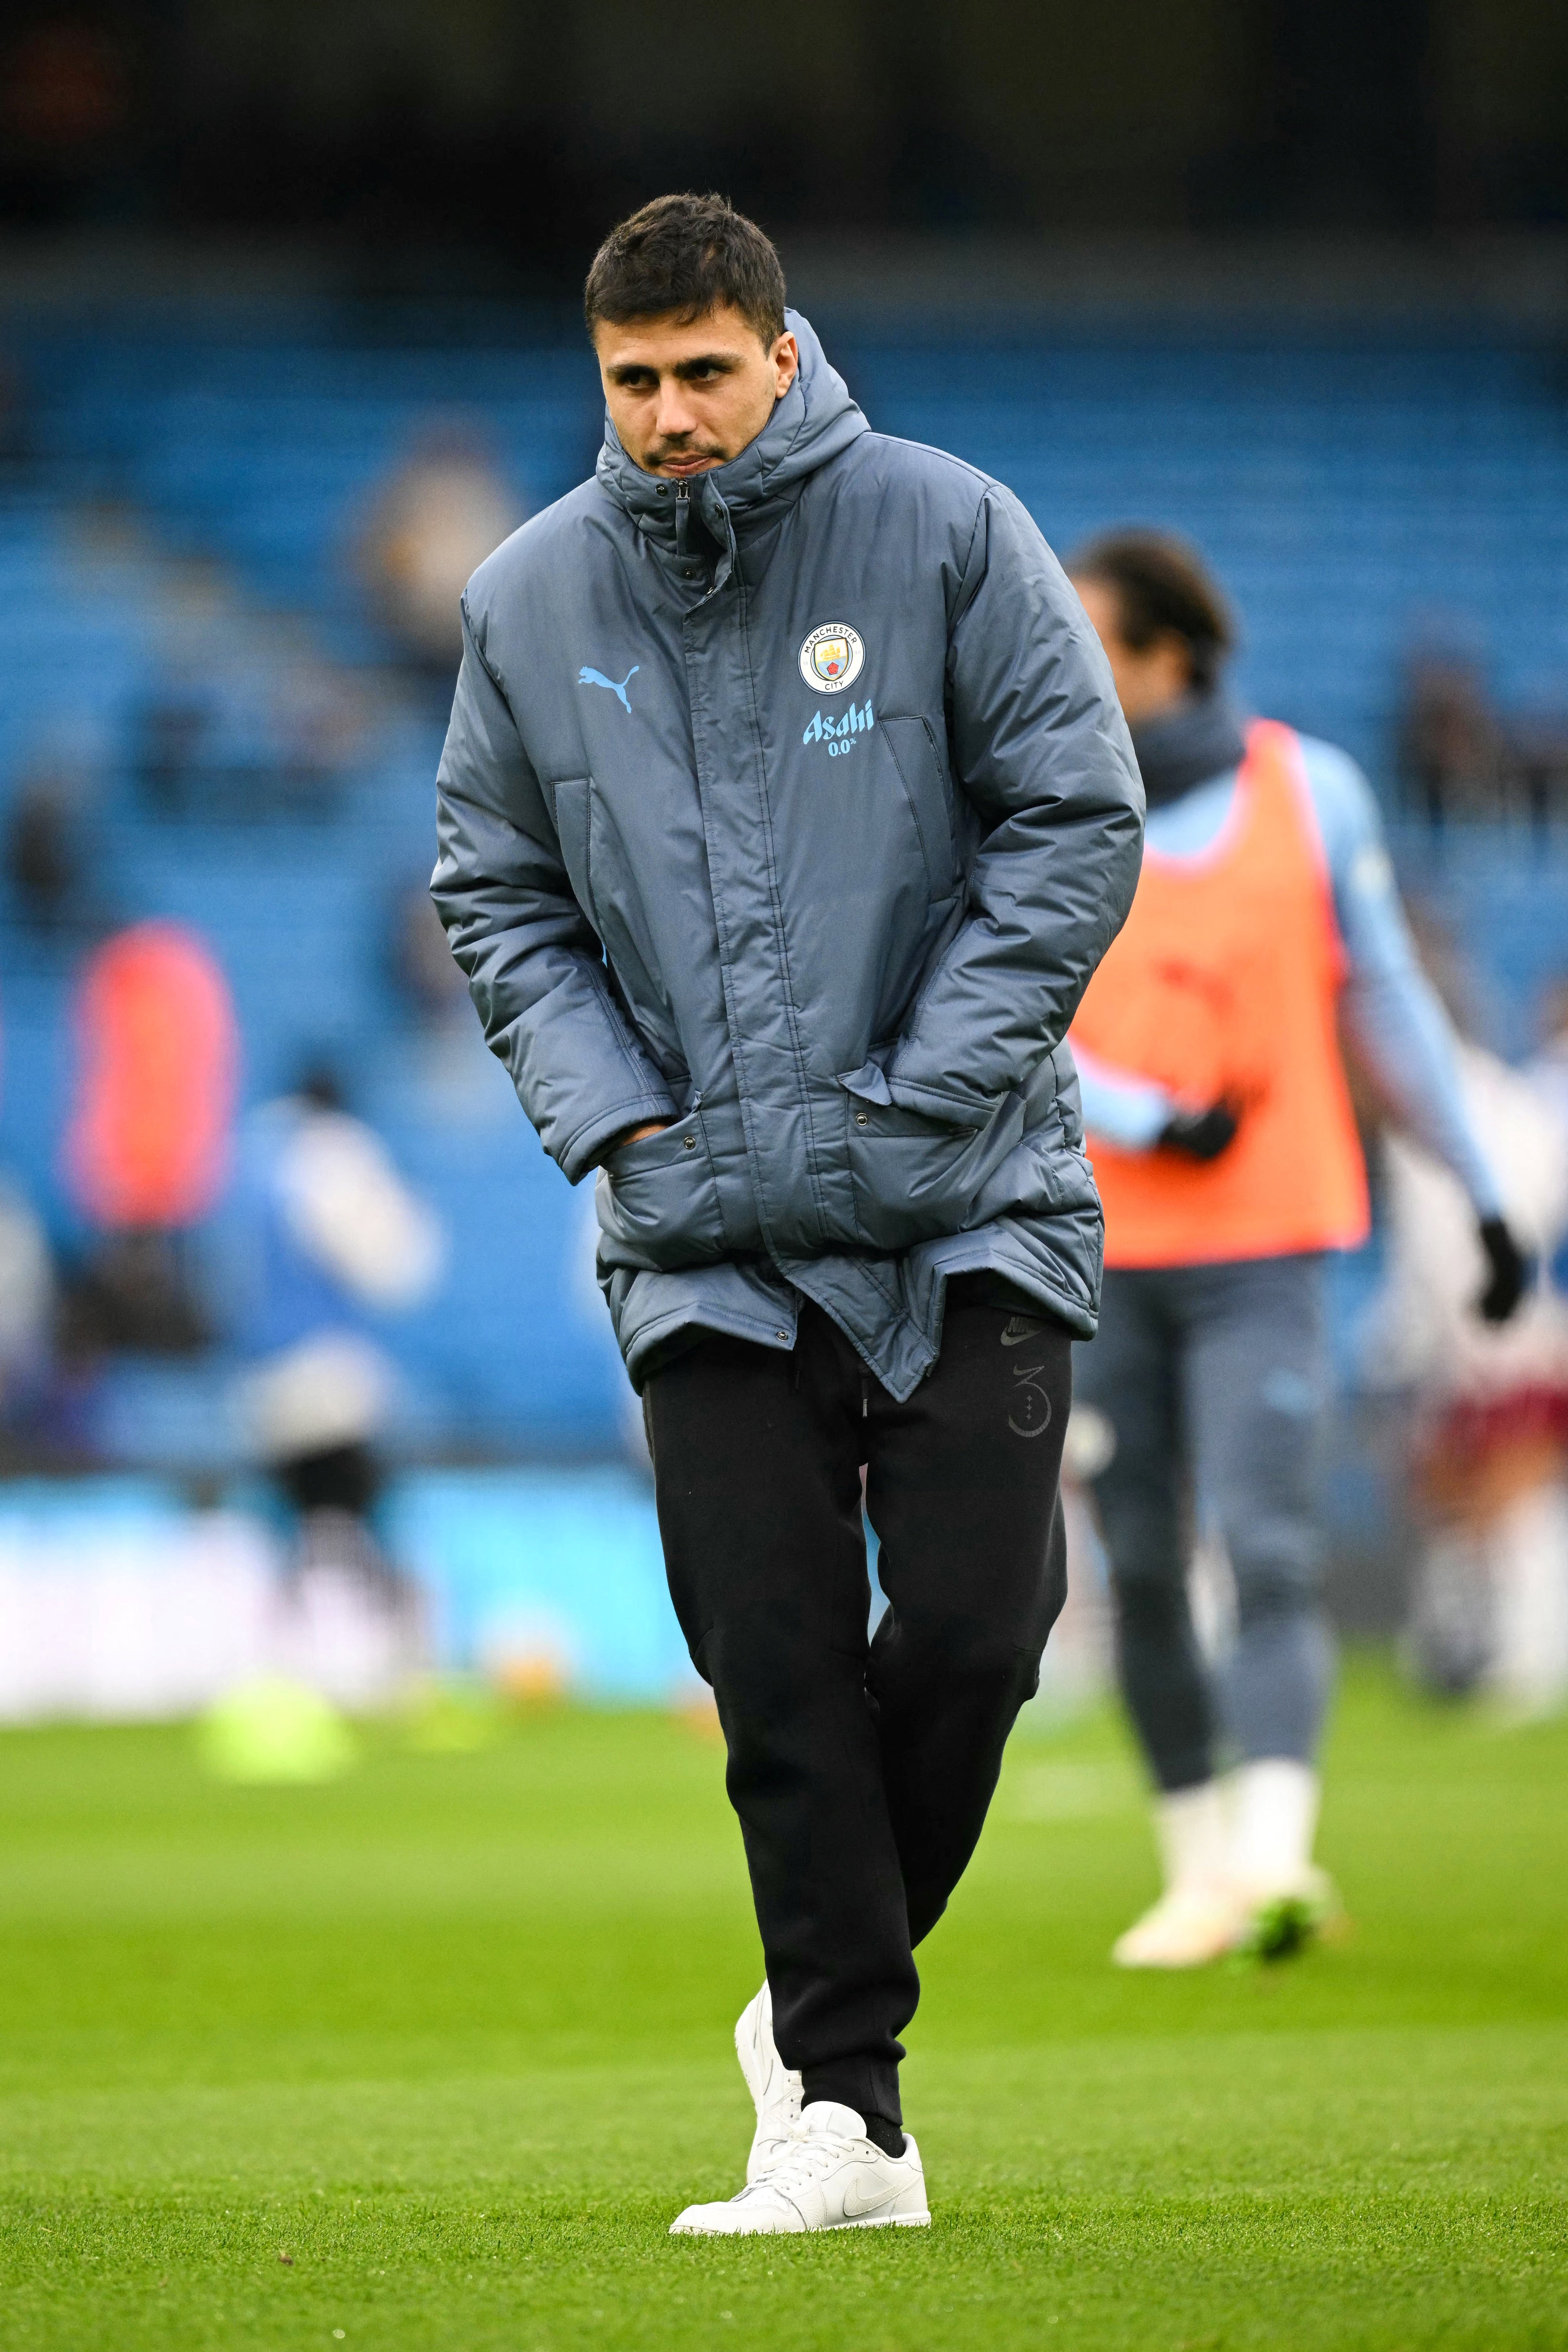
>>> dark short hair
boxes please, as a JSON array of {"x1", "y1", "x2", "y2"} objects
[
  {"x1": 1066, "y1": 528, "x2": 1235, "y2": 690},
  {"x1": 584, "y1": 192, "x2": 787, "y2": 347}
]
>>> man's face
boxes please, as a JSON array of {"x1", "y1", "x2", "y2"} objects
[
  {"x1": 592, "y1": 303, "x2": 799, "y2": 479},
  {"x1": 1072, "y1": 577, "x2": 1193, "y2": 726}
]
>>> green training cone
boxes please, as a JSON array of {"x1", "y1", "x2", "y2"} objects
[{"x1": 196, "y1": 1676, "x2": 358, "y2": 1784}]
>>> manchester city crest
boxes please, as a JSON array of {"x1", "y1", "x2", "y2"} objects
[{"x1": 798, "y1": 622, "x2": 865, "y2": 694}]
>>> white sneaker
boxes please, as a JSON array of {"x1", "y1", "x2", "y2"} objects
[
  {"x1": 1112, "y1": 1880, "x2": 1250, "y2": 1968},
  {"x1": 669, "y1": 2101, "x2": 931, "y2": 2236},
  {"x1": 735, "y1": 1982, "x2": 801, "y2": 2182}
]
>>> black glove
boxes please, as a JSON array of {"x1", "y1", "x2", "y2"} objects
[
  {"x1": 1159, "y1": 1100, "x2": 1240, "y2": 1163},
  {"x1": 1476, "y1": 1215, "x2": 1531, "y2": 1324}
]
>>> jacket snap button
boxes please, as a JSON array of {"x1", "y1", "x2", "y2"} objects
[
  {"x1": 683, "y1": 1134, "x2": 697, "y2": 1149},
  {"x1": 775, "y1": 1328, "x2": 789, "y2": 1342},
  {"x1": 855, "y1": 1111, "x2": 868, "y2": 1125}
]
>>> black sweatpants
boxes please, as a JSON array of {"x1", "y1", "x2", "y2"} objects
[{"x1": 644, "y1": 1280, "x2": 1071, "y2": 2130}]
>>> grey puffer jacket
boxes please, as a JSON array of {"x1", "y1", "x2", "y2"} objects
[{"x1": 432, "y1": 314, "x2": 1143, "y2": 1397}]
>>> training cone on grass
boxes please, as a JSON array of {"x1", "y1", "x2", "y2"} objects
[{"x1": 196, "y1": 1675, "x2": 358, "y2": 1783}]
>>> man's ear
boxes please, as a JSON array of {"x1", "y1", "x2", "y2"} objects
[{"x1": 772, "y1": 332, "x2": 800, "y2": 397}]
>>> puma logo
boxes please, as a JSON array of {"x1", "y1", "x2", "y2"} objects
[{"x1": 578, "y1": 663, "x2": 640, "y2": 713}]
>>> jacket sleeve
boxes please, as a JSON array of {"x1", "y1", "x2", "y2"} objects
[
  {"x1": 883, "y1": 487, "x2": 1145, "y2": 1125},
  {"x1": 431, "y1": 605, "x2": 677, "y2": 1183}
]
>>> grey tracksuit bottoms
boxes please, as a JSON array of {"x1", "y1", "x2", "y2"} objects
[{"x1": 1073, "y1": 1252, "x2": 1334, "y2": 1792}]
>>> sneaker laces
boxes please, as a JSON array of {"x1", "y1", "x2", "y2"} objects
[
  {"x1": 766, "y1": 2065, "x2": 802, "y2": 2137},
  {"x1": 749, "y1": 2118, "x2": 860, "y2": 2203}
]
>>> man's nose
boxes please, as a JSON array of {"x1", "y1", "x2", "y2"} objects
[{"x1": 653, "y1": 379, "x2": 697, "y2": 440}]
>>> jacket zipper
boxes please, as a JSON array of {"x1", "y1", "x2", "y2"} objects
[{"x1": 673, "y1": 475, "x2": 735, "y2": 594}]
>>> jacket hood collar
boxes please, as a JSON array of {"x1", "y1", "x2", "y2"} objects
[{"x1": 595, "y1": 310, "x2": 868, "y2": 547}]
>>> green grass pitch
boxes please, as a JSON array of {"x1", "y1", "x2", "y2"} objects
[{"x1": 1, "y1": 1655, "x2": 1565, "y2": 2349}]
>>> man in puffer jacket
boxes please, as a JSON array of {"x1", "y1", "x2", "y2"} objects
[{"x1": 432, "y1": 193, "x2": 1142, "y2": 2233}]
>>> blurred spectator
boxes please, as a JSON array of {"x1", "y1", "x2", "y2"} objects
[
  {"x1": 1397, "y1": 650, "x2": 1507, "y2": 824},
  {"x1": 57, "y1": 921, "x2": 237, "y2": 1357},
  {"x1": 354, "y1": 424, "x2": 522, "y2": 682},
  {"x1": 5, "y1": 757, "x2": 105, "y2": 935},
  {"x1": 8, "y1": 771, "x2": 79, "y2": 924},
  {"x1": 230, "y1": 1071, "x2": 444, "y2": 1697}
]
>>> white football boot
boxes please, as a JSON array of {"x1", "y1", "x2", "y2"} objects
[
  {"x1": 1112, "y1": 1880, "x2": 1251, "y2": 1967},
  {"x1": 1113, "y1": 1780, "x2": 1249, "y2": 1968},
  {"x1": 735, "y1": 1982, "x2": 802, "y2": 2183},
  {"x1": 1229, "y1": 1760, "x2": 1342, "y2": 1958},
  {"x1": 670, "y1": 2101, "x2": 930, "y2": 2236}
]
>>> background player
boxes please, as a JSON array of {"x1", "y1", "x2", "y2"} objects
[{"x1": 1065, "y1": 529, "x2": 1528, "y2": 1967}]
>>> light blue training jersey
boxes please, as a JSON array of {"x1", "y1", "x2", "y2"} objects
[{"x1": 1073, "y1": 734, "x2": 1501, "y2": 1217}]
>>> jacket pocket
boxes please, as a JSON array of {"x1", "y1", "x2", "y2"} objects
[
  {"x1": 548, "y1": 775, "x2": 685, "y2": 1075},
  {"x1": 595, "y1": 1109, "x2": 727, "y2": 1273},
  {"x1": 967, "y1": 1112, "x2": 1103, "y2": 1231},
  {"x1": 545, "y1": 777, "x2": 597, "y2": 931},
  {"x1": 879, "y1": 717, "x2": 956, "y2": 902},
  {"x1": 843, "y1": 1091, "x2": 989, "y2": 1250}
]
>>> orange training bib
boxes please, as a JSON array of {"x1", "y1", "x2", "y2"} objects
[{"x1": 1071, "y1": 719, "x2": 1369, "y2": 1269}]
